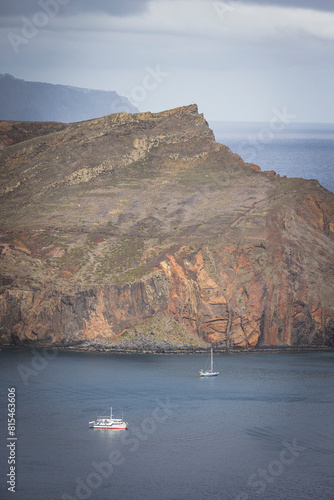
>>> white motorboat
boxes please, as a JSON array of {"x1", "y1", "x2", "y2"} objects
[{"x1": 89, "y1": 407, "x2": 128, "y2": 429}]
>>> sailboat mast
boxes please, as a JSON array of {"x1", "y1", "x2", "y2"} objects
[{"x1": 211, "y1": 347, "x2": 213, "y2": 371}]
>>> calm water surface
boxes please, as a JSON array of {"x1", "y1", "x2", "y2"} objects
[{"x1": 0, "y1": 350, "x2": 334, "y2": 500}]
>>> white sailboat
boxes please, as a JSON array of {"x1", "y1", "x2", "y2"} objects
[{"x1": 200, "y1": 347, "x2": 219, "y2": 377}]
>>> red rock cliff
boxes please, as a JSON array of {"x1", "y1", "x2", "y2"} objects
[{"x1": 0, "y1": 105, "x2": 333, "y2": 349}]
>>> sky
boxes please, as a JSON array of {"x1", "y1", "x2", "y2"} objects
[{"x1": 0, "y1": 0, "x2": 333, "y2": 122}]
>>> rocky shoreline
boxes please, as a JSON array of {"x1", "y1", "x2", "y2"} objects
[{"x1": 2, "y1": 342, "x2": 334, "y2": 355}]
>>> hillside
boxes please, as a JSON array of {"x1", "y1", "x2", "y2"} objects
[
  {"x1": 0, "y1": 104, "x2": 333, "y2": 350},
  {"x1": 0, "y1": 73, "x2": 138, "y2": 123}
]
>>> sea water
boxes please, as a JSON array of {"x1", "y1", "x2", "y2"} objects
[
  {"x1": 0, "y1": 349, "x2": 333, "y2": 500},
  {"x1": 210, "y1": 121, "x2": 334, "y2": 193}
]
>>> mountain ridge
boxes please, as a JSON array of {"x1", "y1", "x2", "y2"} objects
[
  {"x1": 0, "y1": 73, "x2": 138, "y2": 122},
  {"x1": 0, "y1": 104, "x2": 333, "y2": 351}
]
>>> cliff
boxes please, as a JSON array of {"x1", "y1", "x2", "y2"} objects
[
  {"x1": 0, "y1": 73, "x2": 138, "y2": 123},
  {"x1": 0, "y1": 104, "x2": 333, "y2": 350}
]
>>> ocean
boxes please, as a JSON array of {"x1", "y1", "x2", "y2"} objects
[
  {"x1": 1, "y1": 349, "x2": 334, "y2": 500},
  {"x1": 209, "y1": 121, "x2": 334, "y2": 193}
]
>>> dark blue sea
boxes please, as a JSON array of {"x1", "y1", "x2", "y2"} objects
[
  {"x1": 210, "y1": 122, "x2": 334, "y2": 193},
  {"x1": 1, "y1": 349, "x2": 334, "y2": 500}
]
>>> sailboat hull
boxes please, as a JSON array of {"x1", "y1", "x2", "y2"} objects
[{"x1": 200, "y1": 371, "x2": 219, "y2": 377}]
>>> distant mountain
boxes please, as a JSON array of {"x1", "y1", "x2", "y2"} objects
[{"x1": 0, "y1": 73, "x2": 138, "y2": 122}]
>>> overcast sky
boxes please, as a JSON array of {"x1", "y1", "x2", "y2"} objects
[{"x1": 0, "y1": 0, "x2": 333, "y2": 122}]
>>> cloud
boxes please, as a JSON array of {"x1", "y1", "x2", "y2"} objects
[
  {"x1": 0, "y1": 0, "x2": 150, "y2": 17},
  {"x1": 0, "y1": 0, "x2": 333, "y2": 122},
  {"x1": 1, "y1": 0, "x2": 333, "y2": 17},
  {"x1": 240, "y1": 0, "x2": 334, "y2": 12},
  {"x1": 218, "y1": 4, "x2": 334, "y2": 42},
  {"x1": 38, "y1": 1, "x2": 333, "y2": 44}
]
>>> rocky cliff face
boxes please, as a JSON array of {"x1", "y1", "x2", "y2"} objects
[{"x1": 0, "y1": 104, "x2": 333, "y2": 349}]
